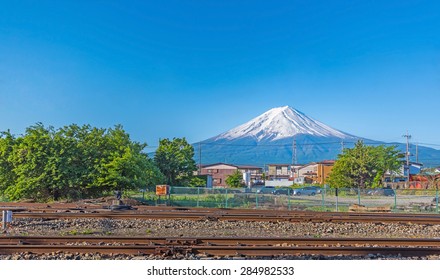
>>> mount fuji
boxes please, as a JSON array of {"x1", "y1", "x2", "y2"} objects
[
  {"x1": 196, "y1": 106, "x2": 440, "y2": 166},
  {"x1": 211, "y1": 106, "x2": 355, "y2": 141}
]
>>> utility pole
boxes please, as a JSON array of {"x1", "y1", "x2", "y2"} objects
[
  {"x1": 291, "y1": 138, "x2": 298, "y2": 180},
  {"x1": 292, "y1": 139, "x2": 297, "y2": 165},
  {"x1": 416, "y1": 143, "x2": 419, "y2": 163},
  {"x1": 403, "y1": 132, "x2": 411, "y2": 183},
  {"x1": 198, "y1": 142, "x2": 202, "y2": 175}
]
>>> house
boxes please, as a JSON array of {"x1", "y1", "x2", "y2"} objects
[
  {"x1": 384, "y1": 161, "x2": 423, "y2": 182},
  {"x1": 199, "y1": 163, "x2": 263, "y2": 187},
  {"x1": 266, "y1": 164, "x2": 290, "y2": 180},
  {"x1": 297, "y1": 163, "x2": 317, "y2": 184},
  {"x1": 404, "y1": 162, "x2": 423, "y2": 177},
  {"x1": 316, "y1": 160, "x2": 335, "y2": 184},
  {"x1": 290, "y1": 164, "x2": 303, "y2": 179},
  {"x1": 263, "y1": 163, "x2": 294, "y2": 186},
  {"x1": 297, "y1": 160, "x2": 335, "y2": 185}
]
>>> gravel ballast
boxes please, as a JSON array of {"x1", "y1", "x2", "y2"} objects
[{"x1": 1, "y1": 217, "x2": 440, "y2": 260}]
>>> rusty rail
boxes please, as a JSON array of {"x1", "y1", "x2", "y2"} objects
[
  {"x1": 2, "y1": 236, "x2": 440, "y2": 246},
  {"x1": 1, "y1": 236, "x2": 440, "y2": 257},
  {"x1": 3, "y1": 202, "x2": 440, "y2": 224},
  {"x1": 9, "y1": 210, "x2": 440, "y2": 224}
]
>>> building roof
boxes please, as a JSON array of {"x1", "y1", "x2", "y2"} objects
[
  {"x1": 298, "y1": 162, "x2": 317, "y2": 168},
  {"x1": 200, "y1": 163, "x2": 238, "y2": 168},
  {"x1": 237, "y1": 165, "x2": 263, "y2": 170},
  {"x1": 402, "y1": 161, "x2": 423, "y2": 167},
  {"x1": 317, "y1": 160, "x2": 335, "y2": 164}
]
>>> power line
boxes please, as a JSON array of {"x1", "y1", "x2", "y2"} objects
[
  {"x1": 199, "y1": 141, "x2": 342, "y2": 147},
  {"x1": 144, "y1": 140, "x2": 440, "y2": 149},
  {"x1": 415, "y1": 142, "x2": 440, "y2": 147},
  {"x1": 196, "y1": 141, "x2": 412, "y2": 148}
]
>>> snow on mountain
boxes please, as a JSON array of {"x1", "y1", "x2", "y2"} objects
[
  {"x1": 213, "y1": 106, "x2": 354, "y2": 141},
  {"x1": 197, "y1": 106, "x2": 440, "y2": 166}
]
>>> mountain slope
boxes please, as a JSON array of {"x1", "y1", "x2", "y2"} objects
[
  {"x1": 196, "y1": 106, "x2": 440, "y2": 166},
  {"x1": 212, "y1": 106, "x2": 354, "y2": 141}
]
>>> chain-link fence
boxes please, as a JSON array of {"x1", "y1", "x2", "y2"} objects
[{"x1": 129, "y1": 186, "x2": 440, "y2": 213}]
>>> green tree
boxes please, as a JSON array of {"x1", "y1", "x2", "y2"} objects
[
  {"x1": 1, "y1": 123, "x2": 165, "y2": 201},
  {"x1": 0, "y1": 130, "x2": 17, "y2": 196},
  {"x1": 225, "y1": 170, "x2": 244, "y2": 188},
  {"x1": 154, "y1": 138, "x2": 197, "y2": 186},
  {"x1": 371, "y1": 145, "x2": 404, "y2": 187},
  {"x1": 73, "y1": 124, "x2": 165, "y2": 196},
  {"x1": 188, "y1": 176, "x2": 206, "y2": 187},
  {"x1": 327, "y1": 140, "x2": 403, "y2": 189},
  {"x1": 7, "y1": 123, "x2": 56, "y2": 200},
  {"x1": 97, "y1": 147, "x2": 165, "y2": 192}
]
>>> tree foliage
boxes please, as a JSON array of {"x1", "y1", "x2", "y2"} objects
[
  {"x1": 154, "y1": 138, "x2": 197, "y2": 186},
  {"x1": 226, "y1": 170, "x2": 244, "y2": 188},
  {"x1": 327, "y1": 140, "x2": 403, "y2": 189},
  {"x1": 188, "y1": 176, "x2": 207, "y2": 188},
  {"x1": 0, "y1": 130, "x2": 17, "y2": 195},
  {"x1": 0, "y1": 123, "x2": 164, "y2": 201}
]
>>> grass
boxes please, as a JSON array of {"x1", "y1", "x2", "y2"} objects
[
  {"x1": 304, "y1": 205, "x2": 349, "y2": 212},
  {"x1": 128, "y1": 189, "x2": 438, "y2": 214},
  {"x1": 66, "y1": 229, "x2": 95, "y2": 235},
  {"x1": 81, "y1": 229, "x2": 94, "y2": 235}
]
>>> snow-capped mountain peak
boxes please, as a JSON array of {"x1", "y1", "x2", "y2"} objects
[
  {"x1": 213, "y1": 106, "x2": 352, "y2": 141},
  {"x1": 197, "y1": 106, "x2": 440, "y2": 166}
]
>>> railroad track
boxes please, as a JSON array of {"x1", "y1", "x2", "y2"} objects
[
  {"x1": 3, "y1": 202, "x2": 440, "y2": 224},
  {"x1": 1, "y1": 236, "x2": 440, "y2": 257},
  {"x1": 8, "y1": 210, "x2": 440, "y2": 224}
]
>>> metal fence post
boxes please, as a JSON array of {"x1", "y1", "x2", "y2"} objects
[
  {"x1": 197, "y1": 187, "x2": 200, "y2": 208},
  {"x1": 321, "y1": 189, "x2": 325, "y2": 211},
  {"x1": 288, "y1": 189, "x2": 291, "y2": 211},
  {"x1": 2, "y1": 211, "x2": 6, "y2": 230},
  {"x1": 169, "y1": 186, "x2": 172, "y2": 207},
  {"x1": 225, "y1": 188, "x2": 228, "y2": 208},
  {"x1": 335, "y1": 188, "x2": 339, "y2": 212},
  {"x1": 256, "y1": 193, "x2": 259, "y2": 209},
  {"x1": 436, "y1": 189, "x2": 439, "y2": 214},
  {"x1": 394, "y1": 190, "x2": 397, "y2": 211},
  {"x1": 358, "y1": 187, "x2": 361, "y2": 205}
]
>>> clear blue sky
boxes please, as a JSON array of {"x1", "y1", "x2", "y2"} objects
[{"x1": 1, "y1": 1, "x2": 439, "y2": 150}]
